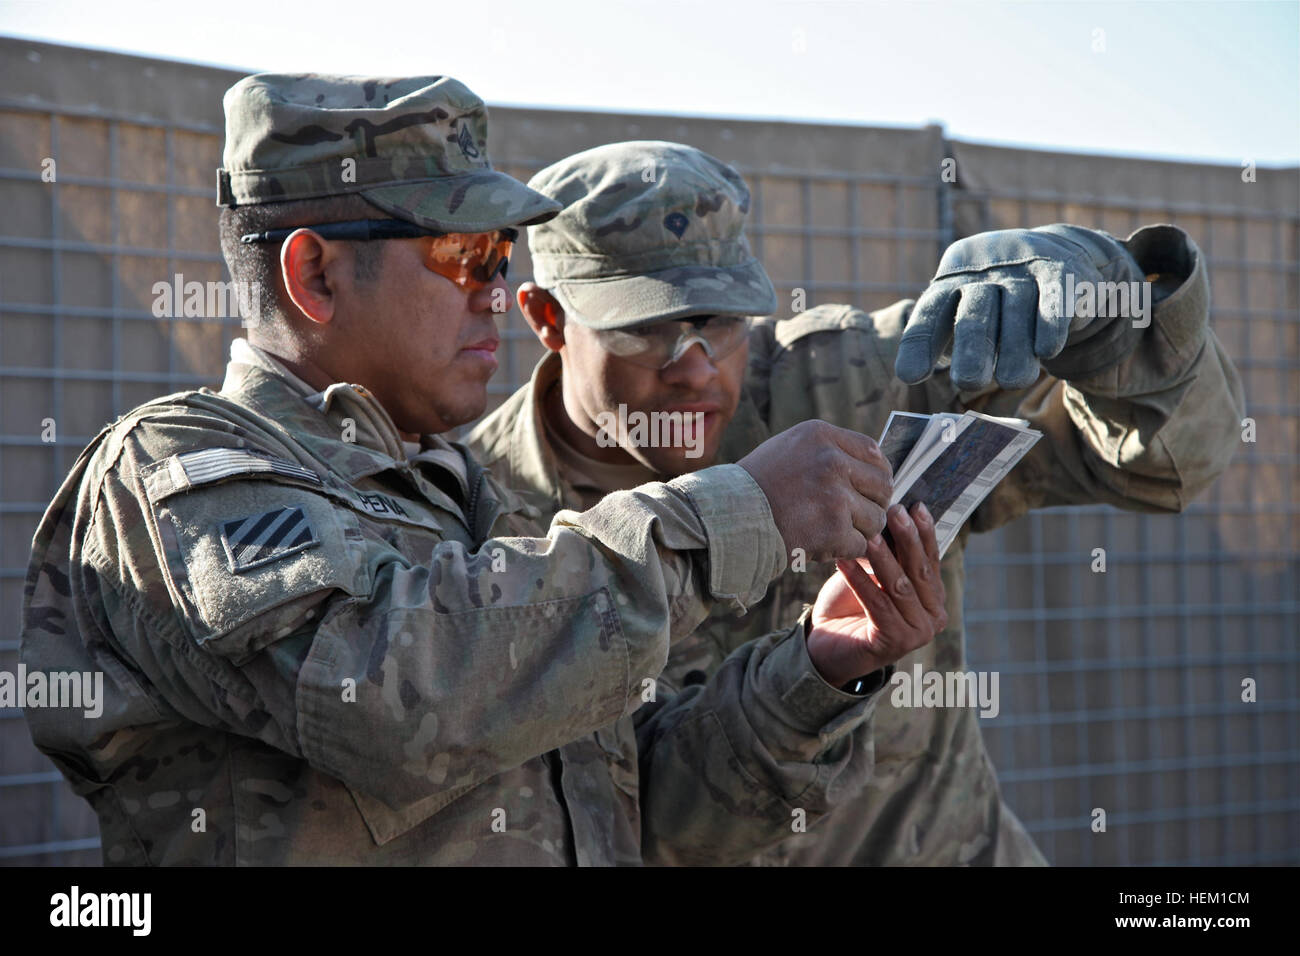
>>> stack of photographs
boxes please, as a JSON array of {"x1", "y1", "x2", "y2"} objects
[{"x1": 878, "y1": 410, "x2": 1043, "y2": 557}]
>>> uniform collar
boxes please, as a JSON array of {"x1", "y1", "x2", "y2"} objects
[
  {"x1": 503, "y1": 351, "x2": 576, "y2": 511},
  {"x1": 229, "y1": 338, "x2": 323, "y2": 403},
  {"x1": 221, "y1": 338, "x2": 466, "y2": 492}
]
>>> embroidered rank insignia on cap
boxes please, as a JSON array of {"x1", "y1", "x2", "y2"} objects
[
  {"x1": 456, "y1": 122, "x2": 480, "y2": 160},
  {"x1": 220, "y1": 505, "x2": 318, "y2": 573}
]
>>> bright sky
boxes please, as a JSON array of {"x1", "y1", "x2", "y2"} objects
[{"x1": 2, "y1": 0, "x2": 1297, "y2": 165}]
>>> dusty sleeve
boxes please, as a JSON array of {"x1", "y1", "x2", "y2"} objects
[
  {"x1": 80, "y1": 423, "x2": 788, "y2": 815},
  {"x1": 633, "y1": 613, "x2": 886, "y2": 866}
]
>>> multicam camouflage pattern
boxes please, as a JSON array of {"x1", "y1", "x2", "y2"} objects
[
  {"x1": 526, "y1": 141, "x2": 778, "y2": 329},
  {"x1": 469, "y1": 222, "x2": 1245, "y2": 865},
  {"x1": 20, "y1": 340, "x2": 892, "y2": 865},
  {"x1": 218, "y1": 73, "x2": 561, "y2": 233}
]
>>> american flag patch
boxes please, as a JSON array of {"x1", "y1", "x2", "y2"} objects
[
  {"x1": 219, "y1": 505, "x2": 318, "y2": 573},
  {"x1": 178, "y1": 448, "x2": 321, "y2": 487}
]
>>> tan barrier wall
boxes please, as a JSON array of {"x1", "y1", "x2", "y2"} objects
[{"x1": 1, "y1": 37, "x2": 1296, "y2": 865}]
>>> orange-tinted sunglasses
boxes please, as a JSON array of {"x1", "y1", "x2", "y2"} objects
[
  {"x1": 241, "y1": 219, "x2": 518, "y2": 293},
  {"x1": 418, "y1": 229, "x2": 516, "y2": 292}
]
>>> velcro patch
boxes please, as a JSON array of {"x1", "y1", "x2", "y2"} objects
[
  {"x1": 219, "y1": 505, "x2": 318, "y2": 573},
  {"x1": 179, "y1": 448, "x2": 321, "y2": 486}
]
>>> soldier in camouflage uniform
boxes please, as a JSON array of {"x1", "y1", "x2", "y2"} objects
[
  {"x1": 20, "y1": 78, "x2": 945, "y2": 865},
  {"x1": 467, "y1": 140, "x2": 1247, "y2": 865}
]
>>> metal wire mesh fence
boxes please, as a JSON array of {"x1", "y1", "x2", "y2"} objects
[
  {"x1": 0, "y1": 38, "x2": 1295, "y2": 865},
  {"x1": 951, "y1": 143, "x2": 1300, "y2": 866}
]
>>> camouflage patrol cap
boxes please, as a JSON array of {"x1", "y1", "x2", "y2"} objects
[
  {"x1": 218, "y1": 73, "x2": 561, "y2": 233},
  {"x1": 526, "y1": 141, "x2": 777, "y2": 329}
]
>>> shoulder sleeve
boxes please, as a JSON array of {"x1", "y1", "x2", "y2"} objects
[
  {"x1": 79, "y1": 411, "x2": 790, "y2": 828},
  {"x1": 749, "y1": 302, "x2": 914, "y2": 442}
]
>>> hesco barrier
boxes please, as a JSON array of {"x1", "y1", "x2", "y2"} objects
[{"x1": 1, "y1": 37, "x2": 1296, "y2": 865}]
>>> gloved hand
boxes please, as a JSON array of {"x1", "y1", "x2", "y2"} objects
[{"x1": 894, "y1": 224, "x2": 1148, "y2": 390}]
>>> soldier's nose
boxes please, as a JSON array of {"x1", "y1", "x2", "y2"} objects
[
  {"x1": 660, "y1": 343, "x2": 718, "y2": 388},
  {"x1": 470, "y1": 274, "x2": 512, "y2": 315}
]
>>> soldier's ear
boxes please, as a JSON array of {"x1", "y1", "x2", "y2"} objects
[
  {"x1": 280, "y1": 228, "x2": 340, "y2": 327},
  {"x1": 518, "y1": 282, "x2": 565, "y2": 352}
]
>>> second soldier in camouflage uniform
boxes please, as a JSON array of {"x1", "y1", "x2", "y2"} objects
[
  {"x1": 468, "y1": 140, "x2": 1246, "y2": 865},
  {"x1": 20, "y1": 78, "x2": 937, "y2": 865}
]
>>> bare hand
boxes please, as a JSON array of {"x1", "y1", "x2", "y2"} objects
[
  {"x1": 737, "y1": 419, "x2": 892, "y2": 562},
  {"x1": 805, "y1": 502, "x2": 948, "y2": 687}
]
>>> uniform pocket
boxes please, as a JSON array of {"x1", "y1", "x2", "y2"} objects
[{"x1": 344, "y1": 778, "x2": 483, "y2": 846}]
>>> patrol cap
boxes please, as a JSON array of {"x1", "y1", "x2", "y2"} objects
[
  {"x1": 526, "y1": 141, "x2": 778, "y2": 330},
  {"x1": 217, "y1": 73, "x2": 562, "y2": 233}
]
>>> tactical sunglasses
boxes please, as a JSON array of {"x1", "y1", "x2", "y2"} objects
[
  {"x1": 592, "y1": 314, "x2": 753, "y2": 370},
  {"x1": 240, "y1": 219, "x2": 518, "y2": 293}
]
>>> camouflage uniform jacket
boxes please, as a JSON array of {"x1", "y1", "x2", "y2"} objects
[
  {"x1": 469, "y1": 223, "x2": 1246, "y2": 865},
  {"x1": 21, "y1": 341, "x2": 888, "y2": 866}
]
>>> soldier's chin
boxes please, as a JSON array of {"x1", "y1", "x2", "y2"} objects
[
  {"x1": 635, "y1": 443, "x2": 716, "y2": 477},
  {"x1": 413, "y1": 388, "x2": 487, "y2": 436},
  {"x1": 450, "y1": 393, "x2": 489, "y2": 431}
]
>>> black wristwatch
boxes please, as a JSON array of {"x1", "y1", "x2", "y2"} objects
[
  {"x1": 840, "y1": 664, "x2": 894, "y2": 696},
  {"x1": 798, "y1": 605, "x2": 895, "y2": 697}
]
